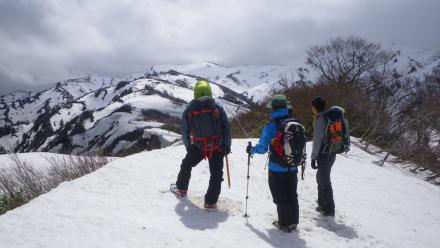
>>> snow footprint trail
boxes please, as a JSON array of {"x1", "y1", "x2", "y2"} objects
[
  {"x1": 160, "y1": 187, "x2": 243, "y2": 215},
  {"x1": 172, "y1": 195, "x2": 242, "y2": 231},
  {"x1": 314, "y1": 215, "x2": 358, "y2": 239},
  {"x1": 174, "y1": 198, "x2": 229, "y2": 231},
  {"x1": 1, "y1": 140, "x2": 439, "y2": 248},
  {"x1": 297, "y1": 210, "x2": 390, "y2": 248},
  {"x1": 159, "y1": 189, "x2": 243, "y2": 231},
  {"x1": 245, "y1": 222, "x2": 307, "y2": 248},
  {"x1": 181, "y1": 194, "x2": 243, "y2": 215}
]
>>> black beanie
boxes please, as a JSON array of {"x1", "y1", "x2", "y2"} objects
[{"x1": 311, "y1": 96, "x2": 325, "y2": 112}]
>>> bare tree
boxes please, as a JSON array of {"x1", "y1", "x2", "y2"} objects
[{"x1": 306, "y1": 36, "x2": 392, "y2": 85}]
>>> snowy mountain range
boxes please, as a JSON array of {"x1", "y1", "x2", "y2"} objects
[
  {"x1": 0, "y1": 71, "x2": 250, "y2": 156},
  {"x1": 0, "y1": 44, "x2": 439, "y2": 156},
  {"x1": 0, "y1": 62, "x2": 307, "y2": 156}
]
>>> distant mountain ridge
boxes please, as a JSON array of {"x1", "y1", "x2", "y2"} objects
[
  {"x1": 0, "y1": 70, "x2": 253, "y2": 155},
  {"x1": 1, "y1": 44, "x2": 438, "y2": 156}
]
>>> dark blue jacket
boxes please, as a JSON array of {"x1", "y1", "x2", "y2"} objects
[
  {"x1": 181, "y1": 98, "x2": 231, "y2": 150},
  {"x1": 251, "y1": 108, "x2": 298, "y2": 173}
]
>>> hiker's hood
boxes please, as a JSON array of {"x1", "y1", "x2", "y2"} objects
[{"x1": 271, "y1": 108, "x2": 289, "y2": 119}]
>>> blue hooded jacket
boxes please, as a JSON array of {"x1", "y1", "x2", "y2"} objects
[{"x1": 251, "y1": 108, "x2": 298, "y2": 173}]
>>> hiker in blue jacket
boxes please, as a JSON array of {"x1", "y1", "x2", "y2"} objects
[{"x1": 246, "y1": 94, "x2": 299, "y2": 232}]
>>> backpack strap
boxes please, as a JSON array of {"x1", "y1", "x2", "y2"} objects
[
  {"x1": 208, "y1": 134, "x2": 222, "y2": 159},
  {"x1": 188, "y1": 108, "x2": 217, "y2": 124},
  {"x1": 193, "y1": 134, "x2": 222, "y2": 159},
  {"x1": 320, "y1": 117, "x2": 330, "y2": 154}
]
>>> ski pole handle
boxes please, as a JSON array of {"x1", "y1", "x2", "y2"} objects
[{"x1": 247, "y1": 141, "x2": 252, "y2": 155}]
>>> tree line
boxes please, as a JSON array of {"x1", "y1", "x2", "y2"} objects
[{"x1": 231, "y1": 36, "x2": 440, "y2": 183}]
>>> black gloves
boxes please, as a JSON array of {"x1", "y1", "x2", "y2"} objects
[
  {"x1": 311, "y1": 159, "x2": 318, "y2": 169},
  {"x1": 246, "y1": 143, "x2": 253, "y2": 154},
  {"x1": 224, "y1": 146, "x2": 231, "y2": 155},
  {"x1": 344, "y1": 143, "x2": 350, "y2": 153}
]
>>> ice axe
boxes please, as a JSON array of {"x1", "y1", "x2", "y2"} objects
[{"x1": 225, "y1": 155, "x2": 231, "y2": 188}]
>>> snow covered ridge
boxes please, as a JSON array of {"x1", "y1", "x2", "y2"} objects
[
  {"x1": 0, "y1": 71, "x2": 250, "y2": 156},
  {"x1": 0, "y1": 140, "x2": 439, "y2": 248},
  {"x1": 150, "y1": 63, "x2": 313, "y2": 102}
]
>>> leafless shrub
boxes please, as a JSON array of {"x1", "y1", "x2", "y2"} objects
[
  {"x1": 0, "y1": 154, "x2": 47, "y2": 214},
  {"x1": 0, "y1": 168, "x2": 19, "y2": 198},
  {"x1": 9, "y1": 153, "x2": 48, "y2": 199},
  {"x1": 0, "y1": 153, "x2": 109, "y2": 215},
  {"x1": 45, "y1": 154, "x2": 108, "y2": 188}
]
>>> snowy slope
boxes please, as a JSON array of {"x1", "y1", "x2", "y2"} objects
[
  {"x1": 0, "y1": 140, "x2": 439, "y2": 248},
  {"x1": 152, "y1": 62, "x2": 313, "y2": 102},
  {"x1": 0, "y1": 76, "x2": 116, "y2": 152},
  {"x1": 389, "y1": 43, "x2": 440, "y2": 76}
]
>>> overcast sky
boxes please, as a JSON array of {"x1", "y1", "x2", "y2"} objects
[{"x1": 0, "y1": 0, "x2": 439, "y2": 94}]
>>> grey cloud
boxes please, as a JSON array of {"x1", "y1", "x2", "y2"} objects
[
  {"x1": 0, "y1": 0, "x2": 439, "y2": 94},
  {"x1": 0, "y1": 1, "x2": 50, "y2": 39}
]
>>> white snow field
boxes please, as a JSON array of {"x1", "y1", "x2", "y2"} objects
[{"x1": 0, "y1": 140, "x2": 439, "y2": 248}]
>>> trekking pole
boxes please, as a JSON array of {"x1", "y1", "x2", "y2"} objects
[
  {"x1": 301, "y1": 154, "x2": 306, "y2": 180},
  {"x1": 244, "y1": 141, "x2": 252, "y2": 218},
  {"x1": 225, "y1": 155, "x2": 231, "y2": 188},
  {"x1": 301, "y1": 161, "x2": 305, "y2": 180}
]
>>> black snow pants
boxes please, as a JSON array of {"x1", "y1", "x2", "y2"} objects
[
  {"x1": 268, "y1": 170, "x2": 299, "y2": 227},
  {"x1": 316, "y1": 153, "x2": 336, "y2": 214},
  {"x1": 176, "y1": 145, "x2": 224, "y2": 205}
]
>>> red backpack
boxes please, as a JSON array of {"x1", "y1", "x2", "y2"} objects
[{"x1": 188, "y1": 97, "x2": 223, "y2": 159}]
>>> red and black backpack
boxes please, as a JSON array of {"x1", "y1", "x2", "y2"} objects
[{"x1": 187, "y1": 97, "x2": 223, "y2": 159}]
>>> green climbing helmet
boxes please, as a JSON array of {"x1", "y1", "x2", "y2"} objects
[
  {"x1": 194, "y1": 80, "x2": 212, "y2": 99},
  {"x1": 266, "y1": 94, "x2": 292, "y2": 109}
]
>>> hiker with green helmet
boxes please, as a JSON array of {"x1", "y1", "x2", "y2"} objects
[
  {"x1": 171, "y1": 80, "x2": 231, "y2": 209},
  {"x1": 246, "y1": 94, "x2": 306, "y2": 232}
]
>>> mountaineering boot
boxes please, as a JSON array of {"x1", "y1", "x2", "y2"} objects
[
  {"x1": 272, "y1": 221, "x2": 297, "y2": 233},
  {"x1": 204, "y1": 203, "x2": 217, "y2": 209},
  {"x1": 316, "y1": 206, "x2": 325, "y2": 213},
  {"x1": 322, "y1": 211, "x2": 335, "y2": 217},
  {"x1": 288, "y1": 224, "x2": 298, "y2": 231},
  {"x1": 316, "y1": 206, "x2": 334, "y2": 217},
  {"x1": 170, "y1": 183, "x2": 187, "y2": 197}
]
